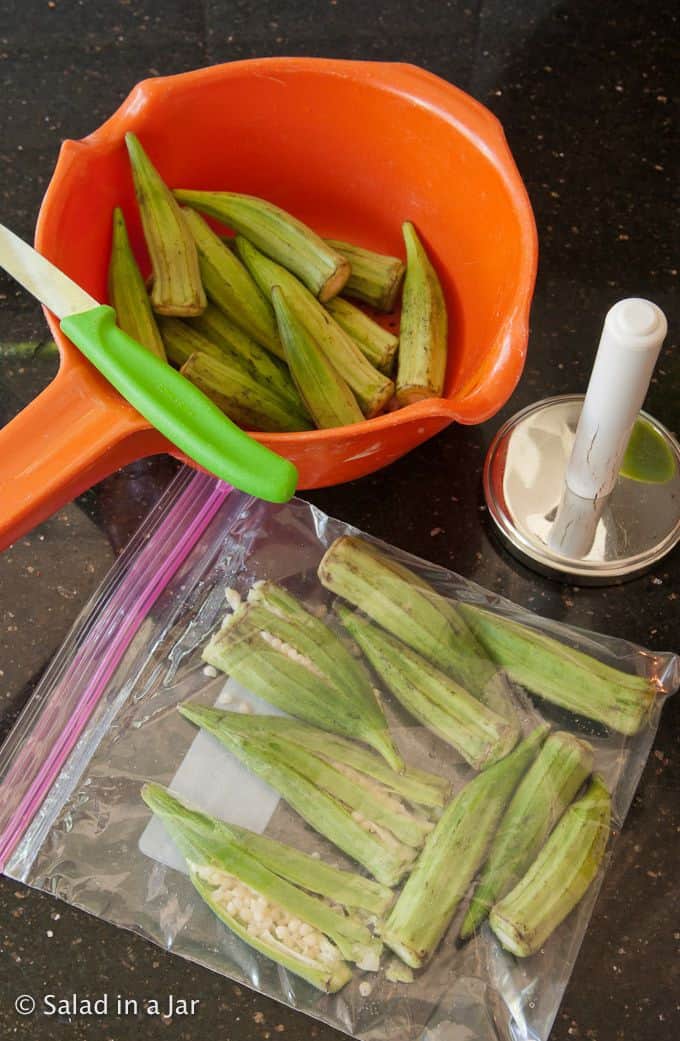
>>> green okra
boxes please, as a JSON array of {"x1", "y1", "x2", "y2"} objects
[
  {"x1": 124, "y1": 133, "x2": 206, "y2": 316},
  {"x1": 396, "y1": 221, "x2": 447, "y2": 406},
  {"x1": 180, "y1": 351, "x2": 311, "y2": 433},
  {"x1": 382, "y1": 725, "x2": 550, "y2": 968},
  {"x1": 326, "y1": 239, "x2": 405, "y2": 312},
  {"x1": 318, "y1": 536, "x2": 515, "y2": 719},
  {"x1": 157, "y1": 315, "x2": 226, "y2": 367},
  {"x1": 108, "y1": 207, "x2": 166, "y2": 359},
  {"x1": 272, "y1": 286, "x2": 364, "y2": 429},
  {"x1": 188, "y1": 303, "x2": 308, "y2": 416},
  {"x1": 203, "y1": 581, "x2": 402, "y2": 770},
  {"x1": 178, "y1": 707, "x2": 439, "y2": 887},
  {"x1": 460, "y1": 730, "x2": 594, "y2": 939},
  {"x1": 181, "y1": 207, "x2": 283, "y2": 358},
  {"x1": 236, "y1": 237, "x2": 394, "y2": 418},
  {"x1": 142, "y1": 784, "x2": 381, "y2": 989},
  {"x1": 489, "y1": 774, "x2": 611, "y2": 957},
  {"x1": 174, "y1": 190, "x2": 351, "y2": 302},
  {"x1": 221, "y1": 710, "x2": 449, "y2": 811},
  {"x1": 459, "y1": 603, "x2": 657, "y2": 735},
  {"x1": 325, "y1": 297, "x2": 398, "y2": 375},
  {"x1": 337, "y1": 603, "x2": 519, "y2": 770}
]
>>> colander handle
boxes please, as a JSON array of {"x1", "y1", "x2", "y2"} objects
[{"x1": 0, "y1": 366, "x2": 146, "y2": 551}]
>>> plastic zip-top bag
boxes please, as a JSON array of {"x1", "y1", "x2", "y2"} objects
[{"x1": 0, "y1": 467, "x2": 677, "y2": 1041}]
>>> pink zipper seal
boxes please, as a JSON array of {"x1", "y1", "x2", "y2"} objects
[{"x1": 0, "y1": 470, "x2": 230, "y2": 871}]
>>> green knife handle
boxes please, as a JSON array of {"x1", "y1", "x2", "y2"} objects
[{"x1": 60, "y1": 305, "x2": 298, "y2": 503}]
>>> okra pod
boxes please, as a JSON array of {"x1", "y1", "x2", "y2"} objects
[
  {"x1": 382, "y1": 725, "x2": 550, "y2": 968},
  {"x1": 325, "y1": 297, "x2": 398, "y2": 375},
  {"x1": 459, "y1": 604, "x2": 656, "y2": 735},
  {"x1": 326, "y1": 239, "x2": 405, "y2": 312},
  {"x1": 203, "y1": 581, "x2": 402, "y2": 769},
  {"x1": 460, "y1": 730, "x2": 593, "y2": 938},
  {"x1": 108, "y1": 207, "x2": 166, "y2": 359},
  {"x1": 272, "y1": 286, "x2": 364, "y2": 429},
  {"x1": 396, "y1": 221, "x2": 447, "y2": 405},
  {"x1": 157, "y1": 315, "x2": 225, "y2": 367},
  {"x1": 179, "y1": 708, "x2": 438, "y2": 886},
  {"x1": 236, "y1": 237, "x2": 394, "y2": 418},
  {"x1": 174, "y1": 190, "x2": 350, "y2": 302},
  {"x1": 180, "y1": 351, "x2": 311, "y2": 432},
  {"x1": 489, "y1": 774, "x2": 611, "y2": 957},
  {"x1": 142, "y1": 784, "x2": 381, "y2": 988},
  {"x1": 337, "y1": 603, "x2": 519, "y2": 770},
  {"x1": 226, "y1": 711, "x2": 449, "y2": 811},
  {"x1": 188, "y1": 303, "x2": 308, "y2": 416},
  {"x1": 181, "y1": 207, "x2": 283, "y2": 358},
  {"x1": 124, "y1": 133, "x2": 205, "y2": 316},
  {"x1": 318, "y1": 536, "x2": 515, "y2": 719}
]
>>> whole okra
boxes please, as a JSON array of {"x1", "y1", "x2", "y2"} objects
[
  {"x1": 382, "y1": 725, "x2": 549, "y2": 969},
  {"x1": 489, "y1": 774, "x2": 611, "y2": 957},
  {"x1": 460, "y1": 730, "x2": 594, "y2": 939},
  {"x1": 459, "y1": 603, "x2": 657, "y2": 735},
  {"x1": 181, "y1": 208, "x2": 283, "y2": 358},
  {"x1": 108, "y1": 207, "x2": 166, "y2": 359},
  {"x1": 188, "y1": 303, "x2": 308, "y2": 417},
  {"x1": 124, "y1": 133, "x2": 206, "y2": 317},
  {"x1": 158, "y1": 315, "x2": 228, "y2": 367},
  {"x1": 142, "y1": 784, "x2": 383, "y2": 990},
  {"x1": 178, "y1": 708, "x2": 446, "y2": 887},
  {"x1": 203, "y1": 581, "x2": 402, "y2": 769},
  {"x1": 325, "y1": 297, "x2": 398, "y2": 375},
  {"x1": 236, "y1": 237, "x2": 394, "y2": 418},
  {"x1": 318, "y1": 535, "x2": 516, "y2": 719},
  {"x1": 396, "y1": 221, "x2": 447, "y2": 406},
  {"x1": 173, "y1": 190, "x2": 351, "y2": 302},
  {"x1": 180, "y1": 351, "x2": 311, "y2": 432},
  {"x1": 272, "y1": 286, "x2": 364, "y2": 429},
  {"x1": 336, "y1": 603, "x2": 519, "y2": 770}
]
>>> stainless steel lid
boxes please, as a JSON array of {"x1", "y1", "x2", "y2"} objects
[{"x1": 484, "y1": 395, "x2": 680, "y2": 583}]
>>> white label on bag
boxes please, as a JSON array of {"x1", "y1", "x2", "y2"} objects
[{"x1": 138, "y1": 677, "x2": 284, "y2": 875}]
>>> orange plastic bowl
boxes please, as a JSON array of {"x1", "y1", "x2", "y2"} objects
[{"x1": 0, "y1": 58, "x2": 537, "y2": 549}]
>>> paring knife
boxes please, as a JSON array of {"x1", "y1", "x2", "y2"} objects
[{"x1": 0, "y1": 223, "x2": 298, "y2": 503}]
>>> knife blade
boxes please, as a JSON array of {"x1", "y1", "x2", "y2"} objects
[
  {"x1": 0, "y1": 223, "x2": 298, "y2": 503},
  {"x1": 0, "y1": 224, "x2": 100, "y2": 318}
]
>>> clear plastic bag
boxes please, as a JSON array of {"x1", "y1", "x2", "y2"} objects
[{"x1": 0, "y1": 467, "x2": 677, "y2": 1041}]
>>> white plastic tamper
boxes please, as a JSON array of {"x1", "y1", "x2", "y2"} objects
[{"x1": 484, "y1": 299, "x2": 680, "y2": 583}]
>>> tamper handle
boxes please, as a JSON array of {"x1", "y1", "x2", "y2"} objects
[{"x1": 566, "y1": 298, "x2": 668, "y2": 500}]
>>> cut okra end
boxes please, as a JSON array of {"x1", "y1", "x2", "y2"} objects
[{"x1": 326, "y1": 238, "x2": 406, "y2": 313}]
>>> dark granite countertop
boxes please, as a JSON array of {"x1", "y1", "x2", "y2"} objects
[{"x1": 0, "y1": 2, "x2": 678, "y2": 1039}]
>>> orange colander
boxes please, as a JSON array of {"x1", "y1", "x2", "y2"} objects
[{"x1": 0, "y1": 58, "x2": 537, "y2": 550}]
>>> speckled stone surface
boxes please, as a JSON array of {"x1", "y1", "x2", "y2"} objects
[{"x1": 0, "y1": 2, "x2": 678, "y2": 1039}]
